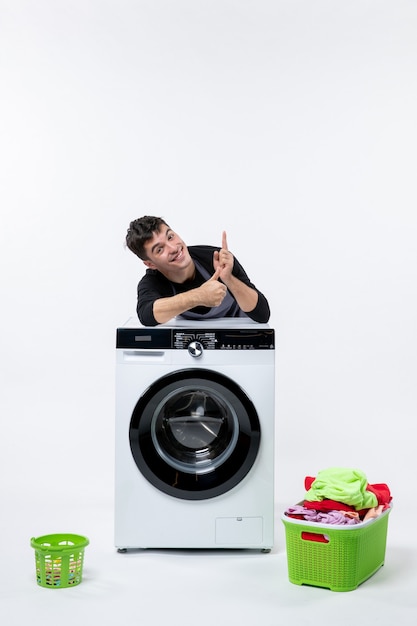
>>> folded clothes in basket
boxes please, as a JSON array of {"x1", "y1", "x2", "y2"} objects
[{"x1": 285, "y1": 467, "x2": 392, "y2": 525}]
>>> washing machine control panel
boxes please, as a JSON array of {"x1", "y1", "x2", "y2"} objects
[
  {"x1": 173, "y1": 330, "x2": 274, "y2": 350},
  {"x1": 116, "y1": 327, "x2": 274, "y2": 350},
  {"x1": 174, "y1": 332, "x2": 216, "y2": 350}
]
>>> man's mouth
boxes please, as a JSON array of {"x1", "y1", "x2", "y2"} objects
[{"x1": 170, "y1": 247, "x2": 183, "y2": 262}]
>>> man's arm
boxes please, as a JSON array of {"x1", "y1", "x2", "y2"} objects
[
  {"x1": 213, "y1": 231, "x2": 259, "y2": 314},
  {"x1": 221, "y1": 272, "x2": 259, "y2": 313},
  {"x1": 152, "y1": 268, "x2": 226, "y2": 324}
]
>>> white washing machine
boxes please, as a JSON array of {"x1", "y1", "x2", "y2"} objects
[{"x1": 115, "y1": 317, "x2": 275, "y2": 551}]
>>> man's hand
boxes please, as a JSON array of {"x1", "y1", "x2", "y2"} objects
[
  {"x1": 198, "y1": 267, "x2": 227, "y2": 307},
  {"x1": 213, "y1": 231, "x2": 234, "y2": 282}
]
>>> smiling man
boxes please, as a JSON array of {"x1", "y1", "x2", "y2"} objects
[{"x1": 125, "y1": 215, "x2": 270, "y2": 326}]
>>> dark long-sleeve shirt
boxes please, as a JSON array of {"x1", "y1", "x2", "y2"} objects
[{"x1": 136, "y1": 245, "x2": 270, "y2": 326}]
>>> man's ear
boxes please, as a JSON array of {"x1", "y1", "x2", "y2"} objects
[{"x1": 143, "y1": 259, "x2": 157, "y2": 270}]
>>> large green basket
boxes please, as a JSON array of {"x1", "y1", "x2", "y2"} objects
[
  {"x1": 281, "y1": 506, "x2": 391, "y2": 592},
  {"x1": 30, "y1": 533, "x2": 89, "y2": 589}
]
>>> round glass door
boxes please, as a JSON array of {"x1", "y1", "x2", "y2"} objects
[{"x1": 129, "y1": 369, "x2": 261, "y2": 500}]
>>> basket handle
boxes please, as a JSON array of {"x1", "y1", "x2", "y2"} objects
[{"x1": 301, "y1": 531, "x2": 329, "y2": 543}]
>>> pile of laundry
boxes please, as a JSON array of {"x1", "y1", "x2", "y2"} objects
[{"x1": 284, "y1": 467, "x2": 392, "y2": 526}]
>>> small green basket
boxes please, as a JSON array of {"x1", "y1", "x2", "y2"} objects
[
  {"x1": 281, "y1": 506, "x2": 391, "y2": 592},
  {"x1": 30, "y1": 533, "x2": 89, "y2": 589}
]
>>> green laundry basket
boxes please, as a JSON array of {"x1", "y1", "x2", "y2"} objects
[
  {"x1": 30, "y1": 533, "x2": 89, "y2": 588},
  {"x1": 281, "y1": 506, "x2": 391, "y2": 592}
]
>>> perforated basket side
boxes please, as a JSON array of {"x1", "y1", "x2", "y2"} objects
[{"x1": 33, "y1": 547, "x2": 86, "y2": 588}]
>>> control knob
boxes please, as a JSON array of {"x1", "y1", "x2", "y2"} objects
[{"x1": 188, "y1": 340, "x2": 204, "y2": 358}]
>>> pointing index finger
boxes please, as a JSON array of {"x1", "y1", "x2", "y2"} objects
[{"x1": 222, "y1": 231, "x2": 228, "y2": 251}]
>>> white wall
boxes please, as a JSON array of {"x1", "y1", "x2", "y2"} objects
[{"x1": 1, "y1": 1, "x2": 416, "y2": 510}]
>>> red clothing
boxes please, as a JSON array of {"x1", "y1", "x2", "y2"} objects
[{"x1": 303, "y1": 476, "x2": 392, "y2": 514}]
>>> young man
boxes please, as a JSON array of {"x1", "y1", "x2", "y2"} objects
[{"x1": 125, "y1": 216, "x2": 270, "y2": 326}]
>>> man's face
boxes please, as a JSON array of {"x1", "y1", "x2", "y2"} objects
[{"x1": 142, "y1": 226, "x2": 193, "y2": 277}]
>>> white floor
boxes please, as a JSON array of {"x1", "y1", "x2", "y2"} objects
[{"x1": 1, "y1": 486, "x2": 415, "y2": 626}]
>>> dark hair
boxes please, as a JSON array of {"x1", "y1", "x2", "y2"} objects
[{"x1": 125, "y1": 216, "x2": 168, "y2": 260}]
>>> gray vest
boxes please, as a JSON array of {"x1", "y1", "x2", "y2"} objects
[{"x1": 175, "y1": 258, "x2": 248, "y2": 321}]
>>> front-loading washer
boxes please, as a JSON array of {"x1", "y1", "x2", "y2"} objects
[{"x1": 115, "y1": 317, "x2": 275, "y2": 551}]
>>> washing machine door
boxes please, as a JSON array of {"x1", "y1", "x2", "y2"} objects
[{"x1": 129, "y1": 368, "x2": 261, "y2": 500}]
